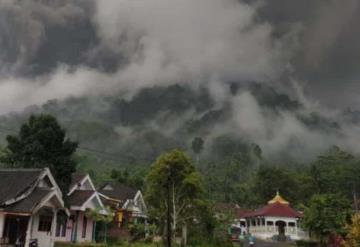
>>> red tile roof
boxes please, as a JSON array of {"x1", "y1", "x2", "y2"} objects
[
  {"x1": 235, "y1": 208, "x2": 252, "y2": 219},
  {"x1": 244, "y1": 202, "x2": 302, "y2": 218}
]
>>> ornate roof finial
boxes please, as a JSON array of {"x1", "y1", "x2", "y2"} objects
[{"x1": 268, "y1": 190, "x2": 289, "y2": 205}]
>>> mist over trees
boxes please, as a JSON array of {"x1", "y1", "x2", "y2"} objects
[{"x1": 0, "y1": 83, "x2": 352, "y2": 169}]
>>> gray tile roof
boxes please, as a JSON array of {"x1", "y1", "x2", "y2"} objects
[
  {"x1": 99, "y1": 182, "x2": 137, "y2": 202},
  {"x1": 68, "y1": 190, "x2": 95, "y2": 207},
  {"x1": 69, "y1": 173, "x2": 87, "y2": 190},
  {"x1": 2, "y1": 188, "x2": 52, "y2": 213},
  {"x1": 0, "y1": 169, "x2": 43, "y2": 205}
]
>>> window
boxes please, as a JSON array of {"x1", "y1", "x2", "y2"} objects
[
  {"x1": 38, "y1": 215, "x2": 52, "y2": 232},
  {"x1": 82, "y1": 216, "x2": 87, "y2": 238}
]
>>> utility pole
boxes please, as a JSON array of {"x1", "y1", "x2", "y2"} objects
[{"x1": 167, "y1": 166, "x2": 172, "y2": 247}]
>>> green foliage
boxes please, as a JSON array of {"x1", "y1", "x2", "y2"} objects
[
  {"x1": 252, "y1": 165, "x2": 315, "y2": 206},
  {"x1": 2, "y1": 114, "x2": 78, "y2": 193},
  {"x1": 310, "y1": 146, "x2": 360, "y2": 197},
  {"x1": 85, "y1": 207, "x2": 113, "y2": 223},
  {"x1": 187, "y1": 201, "x2": 218, "y2": 244},
  {"x1": 253, "y1": 166, "x2": 297, "y2": 204},
  {"x1": 146, "y1": 149, "x2": 203, "y2": 209},
  {"x1": 201, "y1": 140, "x2": 261, "y2": 203},
  {"x1": 302, "y1": 193, "x2": 351, "y2": 245},
  {"x1": 54, "y1": 243, "x2": 107, "y2": 247},
  {"x1": 295, "y1": 240, "x2": 318, "y2": 247},
  {"x1": 110, "y1": 168, "x2": 147, "y2": 190},
  {"x1": 145, "y1": 149, "x2": 205, "y2": 240},
  {"x1": 129, "y1": 223, "x2": 146, "y2": 241}
]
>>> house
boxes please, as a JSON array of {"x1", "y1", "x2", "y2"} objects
[
  {"x1": 241, "y1": 192, "x2": 308, "y2": 241},
  {"x1": 55, "y1": 173, "x2": 108, "y2": 243},
  {"x1": 0, "y1": 168, "x2": 65, "y2": 247},
  {"x1": 98, "y1": 182, "x2": 147, "y2": 239}
]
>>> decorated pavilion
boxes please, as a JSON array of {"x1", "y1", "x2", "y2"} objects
[{"x1": 235, "y1": 192, "x2": 308, "y2": 241}]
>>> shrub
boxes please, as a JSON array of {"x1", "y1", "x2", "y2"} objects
[
  {"x1": 54, "y1": 242, "x2": 107, "y2": 247},
  {"x1": 129, "y1": 223, "x2": 146, "y2": 241},
  {"x1": 295, "y1": 240, "x2": 319, "y2": 247}
]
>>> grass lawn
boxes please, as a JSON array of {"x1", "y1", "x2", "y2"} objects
[
  {"x1": 55, "y1": 242, "x2": 236, "y2": 247},
  {"x1": 55, "y1": 243, "x2": 162, "y2": 247}
]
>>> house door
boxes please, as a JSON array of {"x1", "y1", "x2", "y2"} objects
[{"x1": 3, "y1": 215, "x2": 29, "y2": 246}]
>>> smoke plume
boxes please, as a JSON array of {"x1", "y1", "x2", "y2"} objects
[{"x1": 0, "y1": 0, "x2": 359, "y2": 161}]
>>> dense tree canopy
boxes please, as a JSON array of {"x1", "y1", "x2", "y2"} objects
[
  {"x1": 302, "y1": 193, "x2": 351, "y2": 246},
  {"x1": 2, "y1": 114, "x2": 78, "y2": 193}
]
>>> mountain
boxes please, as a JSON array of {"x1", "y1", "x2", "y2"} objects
[{"x1": 0, "y1": 83, "x2": 349, "y2": 170}]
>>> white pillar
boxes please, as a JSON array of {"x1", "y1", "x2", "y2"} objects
[
  {"x1": 264, "y1": 219, "x2": 267, "y2": 234},
  {"x1": 0, "y1": 213, "x2": 5, "y2": 239},
  {"x1": 24, "y1": 215, "x2": 34, "y2": 247},
  {"x1": 51, "y1": 209, "x2": 58, "y2": 247}
]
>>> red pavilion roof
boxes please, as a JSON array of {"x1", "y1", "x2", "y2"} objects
[
  {"x1": 244, "y1": 202, "x2": 303, "y2": 218},
  {"x1": 235, "y1": 208, "x2": 252, "y2": 219}
]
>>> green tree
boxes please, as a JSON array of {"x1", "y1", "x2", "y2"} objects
[
  {"x1": 253, "y1": 165, "x2": 298, "y2": 204},
  {"x1": 110, "y1": 168, "x2": 146, "y2": 190},
  {"x1": 310, "y1": 146, "x2": 360, "y2": 200},
  {"x1": 2, "y1": 114, "x2": 78, "y2": 193},
  {"x1": 302, "y1": 193, "x2": 351, "y2": 246},
  {"x1": 146, "y1": 149, "x2": 204, "y2": 246}
]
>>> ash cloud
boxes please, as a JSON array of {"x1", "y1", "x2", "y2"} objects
[
  {"x1": 0, "y1": 0, "x2": 96, "y2": 76},
  {"x1": 0, "y1": 0, "x2": 359, "y2": 160},
  {"x1": 0, "y1": 0, "x2": 287, "y2": 111},
  {"x1": 257, "y1": 0, "x2": 360, "y2": 107}
]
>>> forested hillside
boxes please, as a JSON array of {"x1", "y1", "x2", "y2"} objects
[
  {"x1": 0, "y1": 82, "x2": 356, "y2": 190},
  {"x1": 0, "y1": 83, "x2": 344, "y2": 165}
]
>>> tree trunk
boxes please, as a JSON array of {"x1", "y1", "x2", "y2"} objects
[
  {"x1": 167, "y1": 181, "x2": 172, "y2": 247},
  {"x1": 172, "y1": 182, "x2": 177, "y2": 238},
  {"x1": 181, "y1": 223, "x2": 187, "y2": 247}
]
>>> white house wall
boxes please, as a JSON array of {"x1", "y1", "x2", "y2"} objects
[
  {"x1": 246, "y1": 216, "x2": 308, "y2": 241},
  {"x1": 73, "y1": 211, "x2": 94, "y2": 243},
  {"x1": 30, "y1": 212, "x2": 54, "y2": 247},
  {"x1": 87, "y1": 197, "x2": 101, "y2": 210},
  {"x1": 0, "y1": 212, "x2": 4, "y2": 239}
]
